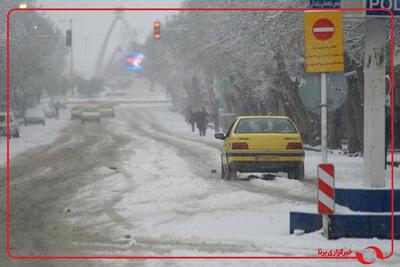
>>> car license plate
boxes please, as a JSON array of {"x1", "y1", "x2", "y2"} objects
[{"x1": 255, "y1": 156, "x2": 279, "y2": 161}]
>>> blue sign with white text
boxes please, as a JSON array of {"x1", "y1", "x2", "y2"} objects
[
  {"x1": 366, "y1": 0, "x2": 400, "y2": 16},
  {"x1": 309, "y1": 0, "x2": 341, "y2": 8}
]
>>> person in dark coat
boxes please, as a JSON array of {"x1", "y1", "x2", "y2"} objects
[
  {"x1": 196, "y1": 107, "x2": 209, "y2": 136},
  {"x1": 187, "y1": 108, "x2": 196, "y2": 132}
]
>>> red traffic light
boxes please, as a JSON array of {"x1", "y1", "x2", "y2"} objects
[
  {"x1": 153, "y1": 20, "x2": 161, "y2": 40},
  {"x1": 153, "y1": 21, "x2": 161, "y2": 28}
]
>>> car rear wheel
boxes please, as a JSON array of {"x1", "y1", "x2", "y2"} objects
[{"x1": 288, "y1": 162, "x2": 304, "y2": 181}]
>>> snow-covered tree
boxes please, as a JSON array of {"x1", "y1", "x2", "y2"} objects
[
  {"x1": 1, "y1": 0, "x2": 68, "y2": 115},
  {"x1": 142, "y1": 0, "x2": 399, "y2": 150}
]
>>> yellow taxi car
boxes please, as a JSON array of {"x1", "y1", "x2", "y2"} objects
[
  {"x1": 215, "y1": 116, "x2": 305, "y2": 181},
  {"x1": 97, "y1": 103, "x2": 115, "y2": 118}
]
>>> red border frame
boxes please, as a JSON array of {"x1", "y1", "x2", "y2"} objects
[{"x1": 4, "y1": 6, "x2": 396, "y2": 264}]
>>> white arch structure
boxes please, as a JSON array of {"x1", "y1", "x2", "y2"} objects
[{"x1": 94, "y1": 11, "x2": 137, "y2": 79}]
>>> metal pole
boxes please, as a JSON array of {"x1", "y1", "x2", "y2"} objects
[
  {"x1": 70, "y1": 19, "x2": 74, "y2": 91},
  {"x1": 321, "y1": 72, "x2": 328, "y2": 163},
  {"x1": 321, "y1": 72, "x2": 329, "y2": 237}
]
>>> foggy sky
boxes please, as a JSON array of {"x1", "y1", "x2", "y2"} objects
[{"x1": 36, "y1": 0, "x2": 183, "y2": 78}]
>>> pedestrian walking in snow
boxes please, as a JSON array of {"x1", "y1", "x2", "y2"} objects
[
  {"x1": 187, "y1": 108, "x2": 196, "y2": 132},
  {"x1": 196, "y1": 107, "x2": 209, "y2": 136}
]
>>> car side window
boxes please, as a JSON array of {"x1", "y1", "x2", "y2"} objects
[{"x1": 225, "y1": 119, "x2": 237, "y2": 138}]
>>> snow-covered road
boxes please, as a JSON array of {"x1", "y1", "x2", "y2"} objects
[
  {"x1": 67, "y1": 105, "x2": 400, "y2": 266},
  {"x1": 1, "y1": 104, "x2": 399, "y2": 267}
]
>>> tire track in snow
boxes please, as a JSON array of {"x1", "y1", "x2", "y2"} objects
[{"x1": 121, "y1": 107, "x2": 314, "y2": 204}]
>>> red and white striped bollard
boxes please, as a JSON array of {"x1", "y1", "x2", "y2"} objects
[{"x1": 318, "y1": 163, "x2": 335, "y2": 214}]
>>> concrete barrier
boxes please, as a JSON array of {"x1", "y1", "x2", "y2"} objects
[
  {"x1": 335, "y1": 188, "x2": 400, "y2": 212},
  {"x1": 289, "y1": 188, "x2": 400, "y2": 239}
]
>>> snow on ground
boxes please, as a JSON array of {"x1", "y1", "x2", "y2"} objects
[
  {"x1": 105, "y1": 259, "x2": 364, "y2": 267},
  {"x1": 115, "y1": 133, "x2": 393, "y2": 257},
  {"x1": 149, "y1": 106, "x2": 219, "y2": 143},
  {"x1": 72, "y1": 105, "x2": 398, "y2": 262},
  {"x1": 146, "y1": 106, "x2": 399, "y2": 188},
  {"x1": 0, "y1": 109, "x2": 71, "y2": 166},
  {"x1": 306, "y1": 150, "x2": 399, "y2": 189}
]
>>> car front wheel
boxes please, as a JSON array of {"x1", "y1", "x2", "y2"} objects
[{"x1": 222, "y1": 163, "x2": 236, "y2": 181}]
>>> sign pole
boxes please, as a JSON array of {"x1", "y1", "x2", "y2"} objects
[
  {"x1": 321, "y1": 72, "x2": 328, "y2": 237},
  {"x1": 321, "y1": 72, "x2": 328, "y2": 163}
]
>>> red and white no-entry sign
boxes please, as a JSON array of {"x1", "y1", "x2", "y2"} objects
[
  {"x1": 317, "y1": 164, "x2": 335, "y2": 214},
  {"x1": 312, "y1": 19, "x2": 335, "y2": 41},
  {"x1": 304, "y1": 11, "x2": 344, "y2": 72}
]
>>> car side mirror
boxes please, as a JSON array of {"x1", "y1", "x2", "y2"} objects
[{"x1": 215, "y1": 132, "x2": 226, "y2": 140}]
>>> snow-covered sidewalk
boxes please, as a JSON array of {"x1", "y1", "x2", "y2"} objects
[
  {"x1": 146, "y1": 106, "x2": 399, "y2": 188},
  {"x1": 0, "y1": 109, "x2": 71, "y2": 166}
]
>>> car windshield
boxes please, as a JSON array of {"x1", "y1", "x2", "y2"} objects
[
  {"x1": 235, "y1": 118, "x2": 297, "y2": 134},
  {"x1": 82, "y1": 107, "x2": 97, "y2": 112},
  {"x1": 99, "y1": 104, "x2": 112, "y2": 108}
]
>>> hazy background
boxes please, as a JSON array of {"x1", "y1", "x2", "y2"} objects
[{"x1": 36, "y1": 0, "x2": 183, "y2": 78}]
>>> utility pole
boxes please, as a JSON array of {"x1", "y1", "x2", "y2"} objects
[
  {"x1": 363, "y1": 17, "x2": 386, "y2": 188},
  {"x1": 70, "y1": 19, "x2": 74, "y2": 92}
]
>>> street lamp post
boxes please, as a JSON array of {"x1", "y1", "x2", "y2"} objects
[
  {"x1": 58, "y1": 19, "x2": 74, "y2": 93},
  {"x1": 69, "y1": 19, "x2": 74, "y2": 93}
]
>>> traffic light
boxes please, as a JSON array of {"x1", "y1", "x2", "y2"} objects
[
  {"x1": 66, "y1": 29, "x2": 72, "y2": 46},
  {"x1": 153, "y1": 21, "x2": 161, "y2": 40}
]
